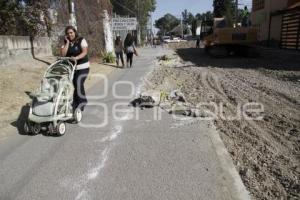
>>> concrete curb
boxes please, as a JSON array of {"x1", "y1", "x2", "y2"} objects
[{"x1": 209, "y1": 123, "x2": 252, "y2": 200}]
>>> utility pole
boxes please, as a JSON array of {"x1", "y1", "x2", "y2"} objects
[
  {"x1": 235, "y1": 0, "x2": 238, "y2": 26},
  {"x1": 181, "y1": 16, "x2": 184, "y2": 39},
  {"x1": 150, "y1": 12, "x2": 153, "y2": 35},
  {"x1": 137, "y1": 0, "x2": 141, "y2": 45},
  {"x1": 68, "y1": 0, "x2": 72, "y2": 14},
  {"x1": 68, "y1": 0, "x2": 77, "y2": 28}
]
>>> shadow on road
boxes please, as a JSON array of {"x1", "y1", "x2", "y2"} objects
[
  {"x1": 10, "y1": 92, "x2": 77, "y2": 137},
  {"x1": 101, "y1": 63, "x2": 126, "y2": 69},
  {"x1": 33, "y1": 57, "x2": 51, "y2": 65},
  {"x1": 175, "y1": 48, "x2": 300, "y2": 71},
  {"x1": 11, "y1": 104, "x2": 31, "y2": 136}
]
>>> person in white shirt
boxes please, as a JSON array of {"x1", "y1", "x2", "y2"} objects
[{"x1": 60, "y1": 26, "x2": 89, "y2": 111}]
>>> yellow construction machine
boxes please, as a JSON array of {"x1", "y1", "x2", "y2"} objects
[{"x1": 200, "y1": 17, "x2": 258, "y2": 57}]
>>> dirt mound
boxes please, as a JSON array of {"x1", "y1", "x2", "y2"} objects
[
  {"x1": 146, "y1": 48, "x2": 300, "y2": 200},
  {"x1": 166, "y1": 41, "x2": 196, "y2": 49}
]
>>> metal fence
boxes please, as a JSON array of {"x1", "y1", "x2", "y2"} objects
[{"x1": 280, "y1": 7, "x2": 300, "y2": 50}]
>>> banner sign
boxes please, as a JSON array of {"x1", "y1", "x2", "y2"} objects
[{"x1": 112, "y1": 18, "x2": 137, "y2": 31}]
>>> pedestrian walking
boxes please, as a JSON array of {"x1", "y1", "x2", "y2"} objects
[
  {"x1": 196, "y1": 37, "x2": 200, "y2": 48},
  {"x1": 160, "y1": 36, "x2": 165, "y2": 48},
  {"x1": 124, "y1": 33, "x2": 138, "y2": 68},
  {"x1": 115, "y1": 36, "x2": 124, "y2": 67}
]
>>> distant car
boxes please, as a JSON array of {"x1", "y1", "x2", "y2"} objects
[
  {"x1": 184, "y1": 35, "x2": 196, "y2": 41},
  {"x1": 163, "y1": 39, "x2": 172, "y2": 43},
  {"x1": 162, "y1": 36, "x2": 171, "y2": 43},
  {"x1": 164, "y1": 37, "x2": 186, "y2": 43}
]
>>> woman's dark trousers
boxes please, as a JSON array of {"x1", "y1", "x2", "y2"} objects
[
  {"x1": 126, "y1": 52, "x2": 134, "y2": 67},
  {"x1": 73, "y1": 68, "x2": 89, "y2": 111}
]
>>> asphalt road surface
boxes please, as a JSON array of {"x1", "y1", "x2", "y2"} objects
[{"x1": 0, "y1": 47, "x2": 250, "y2": 200}]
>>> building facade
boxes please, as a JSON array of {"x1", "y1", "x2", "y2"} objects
[
  {"x1": 251, "y1": 0, "x2": 288, "y2": 42},
  {"x1": 251, "y1": 0, "x2": 300, "y2": 50}
]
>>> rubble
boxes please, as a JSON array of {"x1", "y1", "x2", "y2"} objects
[
  {"x1": 129, "y1": 95, "x2": 155, "y2": 109},
  {"x1": 143, "y1": 48, "x2": 300, "y2": 200}
]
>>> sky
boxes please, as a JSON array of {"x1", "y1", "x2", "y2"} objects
[
  {"x1": 151, "y1": 0, "x2": 253, "y2": 34},
  {"x1": 152, "y1": 0, "x2": 253, "y2": 22},
  {"x1": 152, "y1": 0, "x2": 213, "y2": 22}
]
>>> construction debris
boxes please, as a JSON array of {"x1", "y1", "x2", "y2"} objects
[{"x1": 129, "y1": 95, "x2": 155, "y2": 109}]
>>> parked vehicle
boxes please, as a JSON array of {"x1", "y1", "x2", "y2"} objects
[{"x1": 201, "y1": 17, "x2": 258, "y2": 57}]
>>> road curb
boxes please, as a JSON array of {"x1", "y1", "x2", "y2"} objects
[{"x1": 209, "y1": 123, "x2": 252, "y2": 200}]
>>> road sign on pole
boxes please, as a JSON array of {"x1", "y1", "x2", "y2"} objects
[{"x1": 112, "y1": 17, "x2": 138, "y2": 31}]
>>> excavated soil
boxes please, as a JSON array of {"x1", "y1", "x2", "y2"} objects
[{"x1": 147, "y1": 47, "x2": 300, "y2": 200}]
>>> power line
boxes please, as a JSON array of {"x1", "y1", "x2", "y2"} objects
[{"x1": 114, "y1": 0, "x2": 136, "y2": 16}]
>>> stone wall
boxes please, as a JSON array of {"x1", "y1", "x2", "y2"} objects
[{"x1": 0, "y1": 36, "x2": 52, "y2": 67}]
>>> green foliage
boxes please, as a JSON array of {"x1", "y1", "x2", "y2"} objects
[
  {"x1": 0, "y1": 0, "x2": 51, "y2": 36},
  {"x1": 111, "y1": 0, "x2": 156, "y2": 40},
  {"x1": 111, "y1": 0, "x2": 156, "y2": 16},
  {"x1": 238, "y1": 7, "x2": 250, "y2": 24},
  {"x1": 213, "y1": 0, "x2": 235, "y2": 25},
  {"x1": 101, "y1": 51, "x2": 116, "y2": 63},
  {"x1": 0, "y1": 1, "x2": 17, "y2": 34},
  {"x1": 194, "y1": 11, "x2": 214, "y2": 36},
  {"x1": 182, "y1": 9, "x2": 194, "y2": 26},
  {"x1": 195, "y1": 11, "x2": 214, "y2": 22},
  {"x1": 154, "y1": 13, "x2": 180, "y2": 35},
  {"x1": 159, "y1": 90, "x2": 168, "y2": 103}
]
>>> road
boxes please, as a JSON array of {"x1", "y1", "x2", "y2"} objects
[{"x1": 0, "y1": 47, "x2": 250, "y2": 200}]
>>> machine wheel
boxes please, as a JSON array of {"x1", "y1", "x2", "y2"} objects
[
  {"x1": 24, "y1": 121, "x2": 31, "y2": 134},
  {"x1": 32, "y1": 123, "x2": 41, "y2": 135},
  {"x1": 74, "y1": 108, "x2": 82, "y2": 123},
  {"x1": 56, "y1": 121, "x2": 66, "y2": 136}
]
